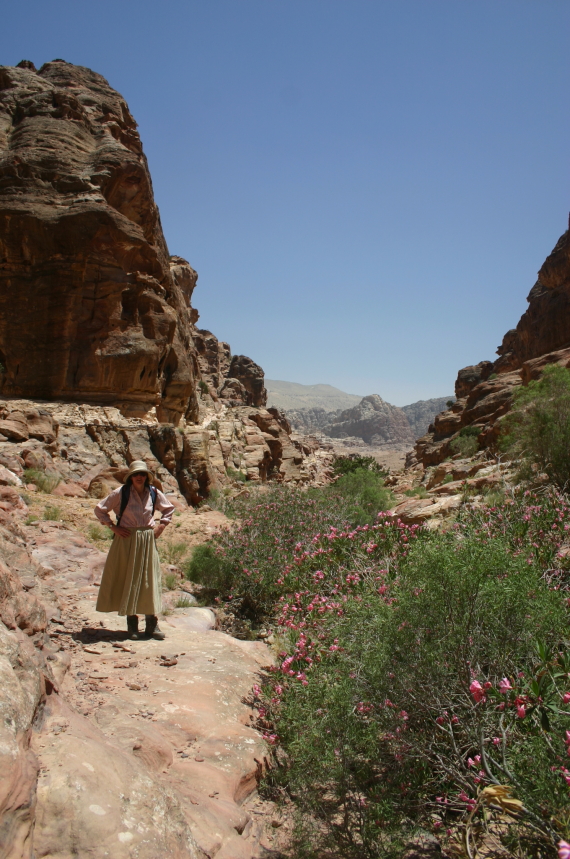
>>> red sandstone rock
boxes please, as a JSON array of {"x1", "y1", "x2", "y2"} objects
[{"x1": 0, "y1": 60, "x2": 198, "y2": 422}]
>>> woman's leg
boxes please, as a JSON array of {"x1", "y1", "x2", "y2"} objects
[
  {"x1": 144, "y1": 615, "x2": 165, "y2": 640},
  {"x1": 126, "y1": 615, "x2": 139, "y2": 639}
]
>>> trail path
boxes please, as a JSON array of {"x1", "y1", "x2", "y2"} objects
[{"x1": 2, "y1": 497, "x2": 289, "y2": 859}]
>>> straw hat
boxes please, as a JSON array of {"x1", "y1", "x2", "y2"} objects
[{"x1": 124, "y1": 460, "x2": 155, "y2": 483}]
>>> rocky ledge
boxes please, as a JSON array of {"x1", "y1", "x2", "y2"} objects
[{"x1": 0, "y1": 463, "x2": 293, "y2": 858}]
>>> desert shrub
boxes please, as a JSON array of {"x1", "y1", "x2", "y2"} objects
[
  {"x1": 162, "y1": 572, "x2": 178, "y2": 590},
  {"x1": 24, "y1": 468, "x2": 61, "y2": 493},
  {"x1": 198, "y1": 379, "x2": 209, "y2": 394},
  {"x1": 446, "y1": 400, "x2": 454, "y2": 409},
  {"x1": 87, "y1": 523, "x2": 112, "y2": 542},
  {"x1": 332, "y1": 455, "x2": 388, "y2": 478},
  {"x1": 187, "y1": 486, "x2": 356, "y2": 619},
  {"x1": 226, "y1": 466, "x2": 247, "y2": 483},
  {"x1": 249, "y1": 491, "x2": 570, "y2": 857},
  {"x1": 450, "y1": 426, "x2": 482, "y2": 458},
  {"x1": 482, "y1": 485, "x2": 505, "y2": 506},
  {"x1": 442, "y1": 473, "x2": 454, "y2": 484},
  {"x1": 404, "y1": 485, "x2": 430, "y2": 497},
  {"x1": 24, "y1": 514, "x2": 39, "y2": 525},
  {"x1": 501, "y1": 364, "x2": 570, "y2": 489},
  {"x1": 43, "y1": 504, "x2": 62, "y2": 521},
  {"x1": 328, "y1": 468, "x2": 393, "y2": 526},
  {"x1": 175, "y1": 596, "x2": 193, "y2": 608},
  {"x1": 184, "y1": 543, "x2": 231, "y2": 591},
  {"x1": 159, "y1": 541, "x2": 187, "y2": 565}
]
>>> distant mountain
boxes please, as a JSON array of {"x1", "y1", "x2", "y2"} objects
[
  {"x1": 323, "y1": 394, "x2": 415, "y2": 447},
  {"x1": 275, "y1": 384, "x2": 454, "y2": 446},
  {"x1": 401, "y1": 397, "x2": 453, "y2": 439},
  {"x1": 266, "y1": 380, "x2": 363, "y2": 412}
]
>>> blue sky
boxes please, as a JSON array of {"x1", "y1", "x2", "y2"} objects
[{"x1": 2, "y1": 1, "x2": 570, "y2": 405}]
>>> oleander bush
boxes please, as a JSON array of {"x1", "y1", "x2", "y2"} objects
[{"x1": 198, "y1": 484, "x2": 570, "y2": 857}]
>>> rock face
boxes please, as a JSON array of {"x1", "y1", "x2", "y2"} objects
[
  {"x1": 414, "y1": 222, "x2": 570, "y2": 466},
  {"x1": 0, "y1": 59, "x2": 268, "y2": 428},
  {"x1": 323, "y1": 395, "x2": 415, "y2": 447},
  {"x1": 285, "y1": 396, "x2": 454, "y2": 446},
  {"x1": 0, "y1": 59, "x2": 320, "y2": 496},
  {"x1": 400, "y1": 397, "x2": 453, "y2": 440},
  {"x1": 285, "y1": 406, "x2": 340, "y2": 435},
  {"x1": 0, "y1": 60, "x2": 200, "y2": 422}
]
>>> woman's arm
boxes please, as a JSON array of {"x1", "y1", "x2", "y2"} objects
[
  {"x1": 94, "y1": 486, "x2": 127, "y2": 536},
  {"x1": 153, "y1": 489, "x2": 175, "y2": 539}
]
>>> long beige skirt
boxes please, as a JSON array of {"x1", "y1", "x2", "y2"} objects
[{"x1": 96, "y1": 527, "x2": 162, "y2": 616}]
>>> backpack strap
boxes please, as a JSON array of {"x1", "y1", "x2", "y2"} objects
[
  {"x1": 150, "y1": 486, "x2": 157, "y2": 514},
  {"x1": 116, "y1": 483, "x2": 131, "y2": 526}
]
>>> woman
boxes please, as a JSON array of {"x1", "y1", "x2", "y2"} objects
[{"x1": 94, "y1": 460, "x2": 175, "y2": 640}]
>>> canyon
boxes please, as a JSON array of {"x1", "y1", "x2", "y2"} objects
[{"x1": 1, "y1": 53, "x2": 570, "y2": 859}]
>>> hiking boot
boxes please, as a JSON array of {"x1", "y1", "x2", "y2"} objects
[
  {"x1": 126, "y1": 615, "x2": 140, "y2": 640},
  {"x1": 145, "y1": 615, "x2": 165, "y2": 640}
]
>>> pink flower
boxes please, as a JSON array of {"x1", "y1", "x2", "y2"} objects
[
  {"x1": 499, "y1": 678, "x2": 512, "y2": 694},
  {"x1": 492, "y1": 737, "x2": 501, "y2": 746},
  {"x1": 517, "y1": 704, "x2": 526, "y2": 719},
  {"x1": 563, "y1": 692, "x2": 570, "y2": 704},
  {"x1": 470, "y1": 680, "x2": 486, "y2": 703},
  {"x1": 558, "y1": 841, "x2": 570, "y2": 859}
]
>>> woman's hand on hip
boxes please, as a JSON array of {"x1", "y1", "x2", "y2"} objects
[
  {"x1": 112, "y1": 525, "x2": 131, "y2": 539},
  {"x1": 154, "y1": 523, "x2": 167, "y2": 540}
]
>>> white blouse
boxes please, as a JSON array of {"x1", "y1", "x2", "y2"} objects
[{"x1": 94, "y1": 485, "x2": 175, "y2": 530}]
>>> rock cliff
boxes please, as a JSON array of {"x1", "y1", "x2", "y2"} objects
[
  {"x1": 401, "y1": 396, "x2": 453, "y2": 440},
  {"x1": 0, "y1": 59, "x2": 318, "y2": 498},
  {"x1": 414, "y1": 221, "x2": 570, "y2": 466}
]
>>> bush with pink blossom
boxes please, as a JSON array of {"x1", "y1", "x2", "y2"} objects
[{"x1": 195, "y1": 485, "x2": 570, "y2": 856}]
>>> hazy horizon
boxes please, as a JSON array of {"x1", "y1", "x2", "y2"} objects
[{"x1": 265, "y1": 378, "x2": 453, "y2": 409}]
